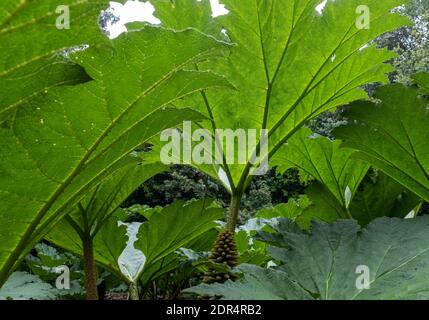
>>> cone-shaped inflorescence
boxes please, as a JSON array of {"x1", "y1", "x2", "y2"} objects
[{"x1": 203, "y1": 230, "x2": 239, "y2": 284}]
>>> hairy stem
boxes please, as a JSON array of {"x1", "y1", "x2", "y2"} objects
[
  {"x1": 82, "y1": 236, "x2": 98, "y2": 300},
  {"x1": 226, "y1": 192, "x2": 243, "y2": 232}
]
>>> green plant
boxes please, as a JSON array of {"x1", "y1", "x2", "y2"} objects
[
  {"x1": 233, "y1": 197, "x2": 312, "y2": 267},
  {"x1": 152, "y1": 0, "x2": 410, "y2": 233},
  {"x1": 0, "y1": 272, "x2": 59, "y2": 300},
  {"x1": 335, "y1": 73, "x2": 429, "y2": 202},
  {"x1": 2, "y1": 0, "x2": 429, "y2": 301},
  {"x1": 0, "y1": 0, "x2": 107, "y2": 121},
  {"x1": 46, "y1": 199, "x2": 223, "y2": 299},
  {"x1": 349, "y1": 170, "x2": 422, "y2": 224},
  {"x1": 25, "y1": 243, "x2": 85, "y2": 298},
  {"x1": 0, "y1": 3, "x2": 232, "y2": 286},
  {"x1": 44, "y1": 159, "x2": 166, "y2": 299},
  {"x1": 141, "y1": 229, "x2": 219, "y2": 300},
  {"x1": 186, "y1": 216, "x2": 429, "y2": 300},
  {"x1": 274, "y1": 128, "x2": 370, "y2": 216},
  {"x1": 274, "y1": 128, "x2": 421, "y2": 227},
  {"x1": 128, "y1": 165, "x2": 307, "y2": 225}
]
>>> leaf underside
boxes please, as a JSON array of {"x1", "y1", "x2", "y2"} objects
[
  {"x1": 155, "y1": 0, "x2": 410, "y2": 188},
  {"x1": 0, "y1": 24, "x2": 231, "y2": 284},
  {"x1": 335, "y1": 77, "x2": 429, "y2": 202}
]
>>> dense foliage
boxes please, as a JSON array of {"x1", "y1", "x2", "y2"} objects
[{"x1": 0, "y1": 0, "x2": 428, "y2": 301}]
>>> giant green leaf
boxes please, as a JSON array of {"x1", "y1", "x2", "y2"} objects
[
  {"x1": 0, "y1": 0, "x2": 112, "y2": 120},
  {"x1": 45, "y1": 158, "x2": 166, "y2": 279},
  {"x1": 273, "y1": 129, "x2": 420, "y2": 226},
  {"x1": 349, "y1": 172, "x2": 421, "y2": 225},
  {"x1": 0, "y1": 26, "x2": 231, "y2": 285},
  {"x1": 0, "y1": 272, "x2": 58, "y2": 300},
  {"x1": 114, "y1": 200, "x2": 222, "y2": 286},
  {"x1": 184, "y1": 263, "x2": 312, "y2": 300},
  {"x1": 274, "y1": 128, "x2": 369, "y2": 211},
  {"x1": 335, "y1": 76, "x2": 429, "y2": 202},
  {"x1": 188, "y1": 216, "x2": 429, "y2": 300},
  {"x1": 255, "y1": 196, "x2": 312, "y2": 220},
  {"x1": 264, "y1": 217, "x2": 429, "y2": 299},
  {"x1": 48, "y1": 200, "x2": 223, "y2": 286},
  {"x1": 295, "y1": 183, "x2": 348, "y2": 228},
  {"x1": 257, "y1": 173, "x2": 420, "y2": 229},
  {"x1": 60, "y1": 159, "x2": 166, "y2": 239},
  {"x1": 140, "y1": 229, "x2": 219, "y2": 287},
  {"x1": 154, "y1": 0, "x2": 409, "y2": 191},
  {"x1": 84, "y1": 162, "x2": 166, "y2": 236},
  {"x1": 153, "y1": 0, "x2": 219, "y2": 35},
  {"x1": 121, "y1": 201, "x2": 222, "y2": 285},
  {"x1": 134, "y1": 200, "x2": 223, "y2": 279}
]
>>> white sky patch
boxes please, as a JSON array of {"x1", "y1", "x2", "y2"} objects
[
  {"x1": 316, "y1": 0, "x2": 328, "y2": 15},
  {"x1": 209, "y1": 0, "x2": 229, "y2": 17},
  {"x1": 106, "y1": 1, "x2": 160, "y2": 39},
  {"x1": 106, "y1": 0, "x2": 228, "y2": 39}
]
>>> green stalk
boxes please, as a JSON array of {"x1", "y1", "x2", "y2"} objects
[
  {"x1": 345, "y1": 207, "x2": 354, "y2": 220},
  {"x1": 226, "y1": 192, "x2": 243, "y2": 232},
  {"x1": 129, "y1": 282, "x2": 140, "y2": 300},
  {"x1": 82, "y1": 236, "x2": 99, "y2": 300}
]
